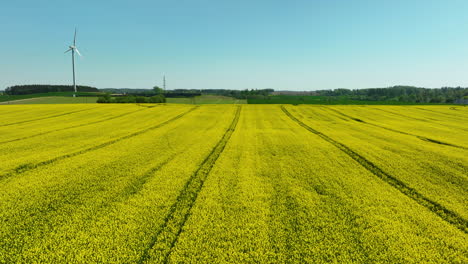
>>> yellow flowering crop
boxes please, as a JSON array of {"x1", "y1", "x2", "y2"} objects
[{"x1": 0, "y1": 104, "x2": 466, "y2": 263}]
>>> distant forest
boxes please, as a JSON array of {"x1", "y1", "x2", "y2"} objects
[
  {"x1": 201, "y1": 89, "x2": 274, "y2": 99},
  {"x1": 313, "y1": 86, "x2": 468, "y2": 103},
  {"x1": 100, "y1": 88, "x2": 152, "y2": 94},
  {"x1": 2, "y1": 85, "x2": 468, "y2": 104},
  {"x1": 100, "y1": 88, "x2": 274, "y2": 99},
  {"x1": 164, "y1": 86, "x2": 467, "y2": 103},
  {"x1": 5, "y1": 85, "x2": 99, "y2": 95}
]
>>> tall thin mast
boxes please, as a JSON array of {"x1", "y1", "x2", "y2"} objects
[{"x1": 72, "y1": 49, "x2": 76, "y2": 97}]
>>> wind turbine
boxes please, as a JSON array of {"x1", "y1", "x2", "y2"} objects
[{"x1": 64, "y1": 28, "x2": 82, "y2": 97}]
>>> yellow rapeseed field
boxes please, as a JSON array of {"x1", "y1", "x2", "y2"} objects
[{"x1": 0, "y1": 104, "x2": 466, "y2": 263}]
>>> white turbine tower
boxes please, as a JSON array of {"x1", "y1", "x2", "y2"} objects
[{"x1": 64, "y1": 28, "x2": 82, "y2": 97}]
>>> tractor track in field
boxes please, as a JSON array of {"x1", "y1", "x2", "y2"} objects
[
  {"x1": 120, "y1": 152, "x2": 183, "y2": 199},
  {"x1": 137, "y1": 106, "x2": 242, "y2": 264},
  {"x1": 281, "y1": 106, "x2": 468, "y2": 234},
  {"x1": 0, "y1": 121, "x2": 216, "y2": 255},
  {"x1": 0, "y1": 107, "x2": 98, "y2": 127},
  {"x1": 0, "y1": 107, "x2": 198, "y2": 180},
  {"x1": 323, "y1": 107, "x2": 468, "y2": 150},
  {"x1": 0, "y1": 108, "x2": 149, "y2": 144},
  {"x1": 115, "y1": 130, "x2": 211, "y2": 203},
  {"x1": 415, "y1": 107, "x2": 468, "y2": 120},
  {"x1": 0, "y1": 151, "x2": 183, "y2": 245},
  {"x1": 371, "y1": 107, "x2": 468, "y2": 132},
  {"x1": 371, "y1": 107, "x2": 437, "y2": 122}
]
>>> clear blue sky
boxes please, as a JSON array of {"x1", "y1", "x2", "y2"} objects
[{"x1": 1, "y1": 0, "x2": 468, "y2": 90}]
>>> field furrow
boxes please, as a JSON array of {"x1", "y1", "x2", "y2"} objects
[
  {"x1": 139, "y1": 106, "x2": 241, "y2": 263},
  {"x1": 0, "y1": 104, "x2": 466, "y2": 263},
  {"x1": 0, "y1": 106, "x2": 197, "y2": 180},
  {"x1": 365, "y1": 106, "x2": 468, "y2": 138},
  {"x1": 288, "y1": 105, "x2": 468, "y2": 219},
  {"x1": 0, "y1": 106, "x2": 148, "y2": 144},
  {"x1": 324, "y1": 106, "x2": 467, "y2": 150},
  {"x1": 0, "y1": 105, "x2": 97, "y2": 124},
  {"x1": 414, "y1": 107, "x2": 468, "y2": 121},
  {"x1": 0, "y1": 105, "x2": 237, "y2": 263},
  {"x1": 0, "y1": 106, "x2": 97, "y2": 127},
  {"x1": 282, "y1": 106, "x2": 467, "y2": 233},
  {"x1": 168, "y1": 105, "x2": 467, "y2": 263},
  {"x1": 0, "y1": 105, "x2": 195, "y2": 176}
]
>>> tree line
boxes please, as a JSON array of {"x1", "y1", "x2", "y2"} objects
[
  {"x1": 200, "y1": 89, "x2": 274, "y2": 99},
  {"x1": 97, "y1": 94, "x2": 166, "y2": 104},
  {"x1": 144, "y1": 87, "x2": 274, "y2": 99},
  {"x1": 5, "y1": 84, "x2": 466, "y2": 104},
  {"x1": 98, "y1": 87, "x2": 274, "y2": 99},
  {"x1": 315, "y1": 86, "x2": 468, "y2": 103},
  {"x1": 5, "y1": 85, "x2": 99, "y2": 95}
]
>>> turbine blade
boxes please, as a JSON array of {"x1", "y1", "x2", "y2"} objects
[
  {"x1": 74, "y1": 28, "x2": 77, "y2": 45},
  {"x1": 64, "y1": 48, "x2": 72, "y2": 53},
  {"x1": 75, "y1": 48, "x2": 82, "y2": 56}
]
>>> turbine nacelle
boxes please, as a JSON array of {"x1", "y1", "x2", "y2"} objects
[{"x1": 65, "y1": 45, "x2": 81, "y2": 56}]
